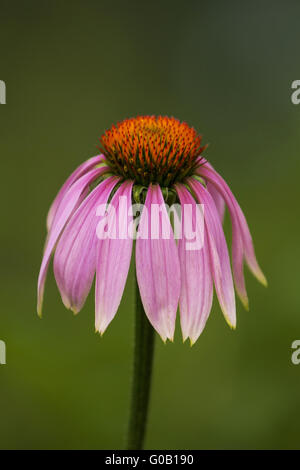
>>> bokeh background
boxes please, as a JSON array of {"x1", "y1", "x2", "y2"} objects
[{"x1": 1, "y1": 0, "x2": 300, "y2": 449}]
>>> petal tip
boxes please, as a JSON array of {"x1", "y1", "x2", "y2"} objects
[
  {"x1": 249, "y1": 264, "x2": 268, "y2": 287},
  {"x1": 240, "y1": 296, "x2": 249, "y2": 311},
  {"x1": 37, "y1": 298, "x2": 43, "y2": 318},
  {"x1": 159, "y1": 333, "x2": 167, "y2": 344},
  {"x1": 95, "y1": 319, "x2": 108, "y2": 337},
  {"x1": 224, "y1": 314, "x2": 236, "y2": 330},
  {"x1": 37, "y1": 291, "x2": 44, "y2": 318},
  {"x1": 261, "y1": 274, "x2": 268, "y2": 288},
  {"x1": 71, "y1": 306, "x2": 79, "y2": 315},
  {"x1": 94, "y1": 327, "x2": 104, "y2": 337},
  {"x1": 61, "y1": 296, "x2": 71, "y2": 310}
]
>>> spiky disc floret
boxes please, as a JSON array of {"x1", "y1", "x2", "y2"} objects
[{"x1": 99, "y1": 116, "x2": 207, "y2": 186}]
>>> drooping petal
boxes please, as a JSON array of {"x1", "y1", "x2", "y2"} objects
[
  {"x1": 135, "y1": 184, "x2": 181, "y2": 342},
  {"x1": 188, "y1": 178, "x2": 236, "y2": 328},
  {"x1": 232, "y1": 232, "x2": 249, "y2": 310},
  {"x1": 47, "y1": 154, "x2": 105, "y2": 231},
  {"x1": 95, "y1": 181, "x2": 134, "y2": 334},
  {"x1": 175, "y1": 183, "x2": 213, "y2": 344},
  {"x1": 37, "y1": 166, "x2": 110, "y2": 316},
  {"x1": 197, "y1": 162, "x2": 267, "y2": 305},
  {"x1": 207, "y1": 181, "x2": 225, "y2": 222},
  {"x1": 202, "y1": 164, "x2": 249, "y2": 308},
  {"x1": 53, "y1": 176, "x2": 119, "y2": 313}
]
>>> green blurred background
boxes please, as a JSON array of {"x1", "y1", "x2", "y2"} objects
[{"x1": 1, "y1": 0, "x2": 300, "y2": 449}]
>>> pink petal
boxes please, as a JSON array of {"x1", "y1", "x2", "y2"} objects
[
  {"x1": 197, "y1": 162, "x2": 267, "y2": 307},
  {"x1": 135, "y1": 184, "x2": 181, "y2": 342},
  {"x1": 175, "y1": 183, "x2": 213, "y2": 344},
  {"x1": 207, "y1": 181, "x2": 225, "y2": 222},
  {"x1": 232, "y1": 233, "x2": 248, "y2": 310},
  {"x1": 47, "y1": 154, "x2": 105, "y2": 231},
  {"x1": 95, "y1": 181, "x2": 134, "y2": 334},
  {"x1": 202, "y1": 164, "x2": 248, "y2": 308},
  {"x1": 53, "y1": 176, "x2": 119, "y2": 313},
  {"x1": 37, "y1": 166, "x2": 110, "y2": 316},
  {"x1": 188, "y1": 178, "x2": 236, "y2": 328}
]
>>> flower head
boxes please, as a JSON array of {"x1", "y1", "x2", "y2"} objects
[
  {"x1": 38, "y1": 115, "x2": 266, "y2": 344},
  {"x1": 99, "y1": 116, "x2": 206, "y2": 186}
]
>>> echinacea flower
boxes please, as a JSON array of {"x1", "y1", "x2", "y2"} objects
[{"x1": 38, "y1": 115, "x2": 266, "y2": 344}]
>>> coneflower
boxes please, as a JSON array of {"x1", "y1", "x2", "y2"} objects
[{"x1": 38, "y1": 115, "x2": 266, "y2": 449}]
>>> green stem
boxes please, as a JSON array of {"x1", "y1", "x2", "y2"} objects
[{"x1": 126, "y1": 275, "x2": 155, "y2": 450}]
